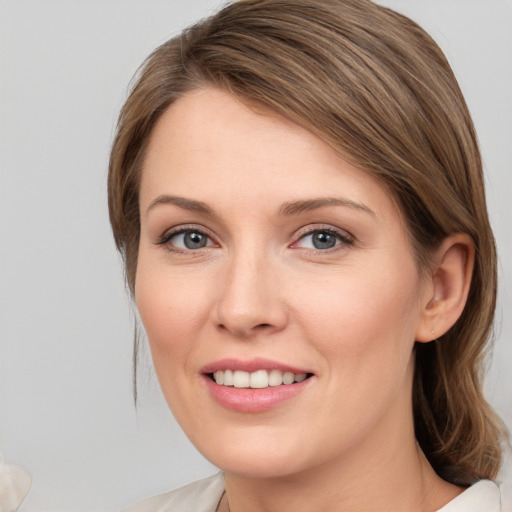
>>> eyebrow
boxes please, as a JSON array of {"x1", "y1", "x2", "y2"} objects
[
  {"x1": 145, "y1": 194, "x2": 375, "y2": 219},
  {"x1": 279, "y1": 197, "x2": 375, "y2": 217},
  {"x1": 146, "y1": 195, "x2": 214, "y2": 216}
]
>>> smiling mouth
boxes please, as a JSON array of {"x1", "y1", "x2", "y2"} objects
[{"x1": 208, "y1": 369, "x2": 313, "y2": 389}]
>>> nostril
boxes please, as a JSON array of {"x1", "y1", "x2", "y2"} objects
[{"x1": 216, "y1": 321, "x2": 276, "y2": 336}]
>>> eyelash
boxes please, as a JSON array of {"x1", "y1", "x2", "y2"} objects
[
  {"x1": 155, "y1": 226, "x2": 217, "y2": 254},
  {"x1": 155, "y1": 225, "x2": 355, "y2": 254},
  {"x1": 292, "y1": 226, "x2": 354, "y2": 252}
]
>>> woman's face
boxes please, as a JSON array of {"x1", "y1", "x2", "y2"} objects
[{"x1": 136, "y1": 88, "x2": 432, "y2": 478}]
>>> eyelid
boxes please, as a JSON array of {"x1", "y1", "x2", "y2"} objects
[
  {"x1": 290, "y1": 224, "x2": 355, "y2": 249},
  {"x1": 155, "y1": 224, "x2": 219, "y2": 249},
  {"x1": 153, "y1": 223, "x2": 353, "y2": 252}
]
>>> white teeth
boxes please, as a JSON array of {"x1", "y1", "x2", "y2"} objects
[
  {"x1": 212, "y1": 369, "x2": 309, "y2": 388},
  {"x1": 223, "y1": 369, "x2": 234, "y2": 386},
  {"x1": 282, "y1": 371, "x2": 294, "y2": 385},
  {"x1": 233, "y1": 370, "x2": 250, "y2": 388},
  {"x1": 250, "y1": 370, "x2": 269, "y2": 389},
  {"x1": 268, "y1": 369, "x2": 283, "y2": 386}
]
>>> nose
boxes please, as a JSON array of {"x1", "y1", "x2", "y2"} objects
[{"x1": 212, "y1": 246, "x2": 288, "y2": 339}]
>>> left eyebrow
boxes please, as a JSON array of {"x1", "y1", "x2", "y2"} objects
[{"x1": 279, "y1": 197, "x2": 375, "y2": 217}]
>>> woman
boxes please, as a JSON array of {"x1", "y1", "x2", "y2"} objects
[{"x1": 108, "y1": 0, "x2": 509, "y2": 510}]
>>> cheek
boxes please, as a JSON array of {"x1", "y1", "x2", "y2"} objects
[
  {"x1": 295, "y1": 263, "x2": 422, "y2": 371},
  {"x1": 134, "y1": 261, "x2": 211, "y2": 370}
]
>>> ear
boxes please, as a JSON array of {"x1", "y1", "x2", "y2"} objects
[{"x1": 415, "y1": 234, "x2": 475, "y2": 343}]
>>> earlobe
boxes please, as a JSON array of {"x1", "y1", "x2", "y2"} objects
[{"x1": 416, "y1": 234, "x2": 475, "y2": 343}]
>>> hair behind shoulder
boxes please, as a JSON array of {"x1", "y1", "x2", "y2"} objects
[{"x1": 108, "y1": 0, "x2": 508, "y2": 484}]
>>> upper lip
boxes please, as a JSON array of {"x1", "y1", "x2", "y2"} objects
[{"x1": 200, "y1": 358, "x2": 312, "y2": 375}]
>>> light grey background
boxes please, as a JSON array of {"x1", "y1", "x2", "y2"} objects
[{"x1": 0, "y1": 1, "x2": 510, "y2": 510}]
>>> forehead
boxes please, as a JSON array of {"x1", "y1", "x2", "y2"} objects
[
  {"x1": 143, "y1": 87, "x2": 331, "y2": 177},
  {"x1": 140, "y1": 87, "x2": 400, "y2": 223}
]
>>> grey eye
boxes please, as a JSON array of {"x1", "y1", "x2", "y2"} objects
[
  {"x1": 297, "y1": 230, "x2": 341, "y2": 250},
  {"x1": 311, "y1": 232, "x2": 338, "y2": 249},
  {"x1": 183, "y1": 231, "x2": 208, "y2": 249},
  {"x1": 169, "y1": 230, "x2": 213, "y2": 250}
]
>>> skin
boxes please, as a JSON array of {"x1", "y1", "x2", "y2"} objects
[{"x1": 136, "y1": 88, "x2": 471, "y2": 511}]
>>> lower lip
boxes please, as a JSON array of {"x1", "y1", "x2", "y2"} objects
[{"x1": 202, "y1": 375, "x2": 313, "y2": 413}]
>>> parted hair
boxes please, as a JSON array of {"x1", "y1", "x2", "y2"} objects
[{"x1": 108, "y1": 0, "x2": 507, "y2": 485}]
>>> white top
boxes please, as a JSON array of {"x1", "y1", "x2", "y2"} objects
[{"x1": 122, "y1": 472, "x2": 512, "y2": 512}]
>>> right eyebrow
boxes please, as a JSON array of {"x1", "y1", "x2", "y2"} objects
[{"x1": 145, "y1": 195, "x2": 215, "y2": 217}]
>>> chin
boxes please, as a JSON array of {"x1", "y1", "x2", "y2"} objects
[
  {"x1": 189, "y1": 424, "x2": 318, "y2": 479},
  {"x1": 209, "y1": 452, "x2": 308, "y2": 480}
]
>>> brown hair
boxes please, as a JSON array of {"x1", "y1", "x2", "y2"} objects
[{"x1": 108, "y1": 0, "x2": 507, "y2": 485}]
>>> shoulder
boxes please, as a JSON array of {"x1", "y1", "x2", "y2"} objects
[
  {"x1": 500, "y1": 480, "x2": 512, "y2": 512},
  {"x1": 436, "y1": 479, "x2": 512, "y2": 512},
  {"x1": 122, "y1": 473, "x2": 225, "y2": 512}
]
